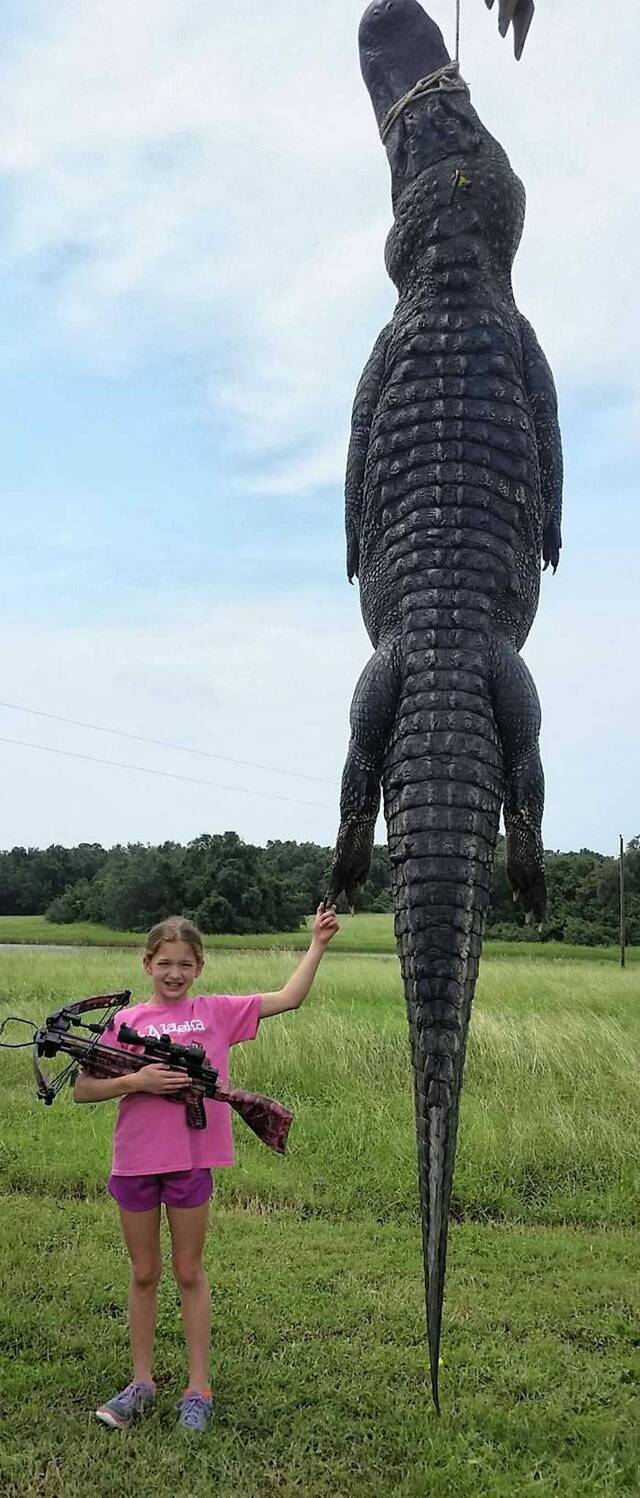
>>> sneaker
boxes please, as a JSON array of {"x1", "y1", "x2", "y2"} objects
[
  {"x1": 176, "y1": 1390, "x2": 214, "y2": 1432},
  {"x1": 96, "y1": 1379, "x2": 156, "y2": 1429}
]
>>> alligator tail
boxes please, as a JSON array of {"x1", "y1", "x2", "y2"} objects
[{"x1": 384, "y1": 625, "x2": 503, "y2": 1410}]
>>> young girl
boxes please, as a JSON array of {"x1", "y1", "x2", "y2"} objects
[{"x1": 73, "y1": 901, "x2": 339, "y2": 1433}]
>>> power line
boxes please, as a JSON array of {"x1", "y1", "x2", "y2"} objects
[
  {"x1": 0, "y1": 734, "x2": 333, "y2": 811},
  {"x1": 0, "y1": 700, "x2": 334, "y2": 786}
]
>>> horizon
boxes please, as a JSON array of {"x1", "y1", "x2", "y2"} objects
[{"x1": 0, "y1": 829, "x2": 633, "y2": 860}]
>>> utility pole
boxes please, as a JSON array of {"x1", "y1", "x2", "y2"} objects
[{"x1": 619, "y1": 835, "x2": 626, "y2": 969}]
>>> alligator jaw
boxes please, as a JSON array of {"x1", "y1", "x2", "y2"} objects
[
  {"x1": 359, "y1": 0, "x2": 450, "y2": 133},
  {"x1": 358, "y1": 2, "x2": 474, "y2": 204}
]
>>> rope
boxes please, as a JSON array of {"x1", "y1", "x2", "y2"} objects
[
  {"x1": 455, "y1": 0, "x2": 461, "y2": 64},
  {"x1": 379, "y1": 61, "x2": 469, "y2": 143}
]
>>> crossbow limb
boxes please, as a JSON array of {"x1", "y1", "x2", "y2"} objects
[{"x1": 32, "y1": 990, "x2": 132, "y2": 1105}]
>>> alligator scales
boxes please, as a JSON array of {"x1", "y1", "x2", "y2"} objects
[{"x1": 327, "y1": 0, "x2": 562, "y2": 1409}]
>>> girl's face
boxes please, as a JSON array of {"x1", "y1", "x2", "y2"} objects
[{"x1": 143, "y1": 939, "x2": 203, "y2": 1003}]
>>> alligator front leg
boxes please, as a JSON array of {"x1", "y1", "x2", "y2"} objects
[
  {"x1": 491, "y1": 636, "x2": 546, "y2": 922},
  {"x1": 327, "y1": 635, "x2": 400, "y2": 906},
  {"x1": 519, "y1": 312, "x2": 563, "y2": 573},
  {"x1": 345, "y1": 323, "x2": 392, "y2": 583}
]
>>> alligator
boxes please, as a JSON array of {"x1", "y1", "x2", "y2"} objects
[{"x1": 326, "y1": 0, "x2": 562, "y2": 1411}]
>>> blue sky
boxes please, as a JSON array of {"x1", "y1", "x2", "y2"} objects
[{"x1": 0, "y1": 0, "x2": 638, "y2": 856}]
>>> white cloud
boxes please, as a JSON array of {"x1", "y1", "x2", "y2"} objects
[
  {"x1": 0, "y1": 574, "x2": 636, "y2": 856},
  {"x1": 524, "y1": 584, "x2": 639, "y2": 853},
  {"x1": 0, "y1": 2, "x2": 637, "y2": 859},
  {"x1": 1, "y1": 1, "x2": 637, "y2": 489},
  {"x1": 0, "y1": 595, "x2": 374, "y2": 850}
]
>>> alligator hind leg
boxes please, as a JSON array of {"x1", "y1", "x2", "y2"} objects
[
  {"x1": 327, "y1": 634, "x2": 401, "y2": 906},
  {"x1": 490, "y1": 637, "x2": 546, "y2": 923}
]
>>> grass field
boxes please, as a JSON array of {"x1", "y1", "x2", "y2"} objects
[
  {"x1": 1, "y1": 946, "x2": 639, "y2": 1495},
  {"x1": 0, "y1": 911, "x2": 637, "y2": 962}
]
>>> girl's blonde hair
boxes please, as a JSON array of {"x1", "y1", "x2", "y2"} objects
[{"x1": 144, "y1": 915, "x2": 204, "y2": 965}]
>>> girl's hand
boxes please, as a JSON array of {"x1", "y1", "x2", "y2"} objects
[
  {"x1": 260, "y1": 904, "x2": 340, "y2": 1016},
  {"x1": 311, "y1": 902, "x2": 339, "y2": 948},
  {"x1": 130, "y1": 1064, "x2": 190, "y2": 1095}
]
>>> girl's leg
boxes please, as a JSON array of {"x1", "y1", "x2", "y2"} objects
[
  {"x1": 119, "y1": 1206, "x2": 163, "y2": 1384},
  {"x1": 166, "y1": 1202, "x2": 211, "y2": 1393}
]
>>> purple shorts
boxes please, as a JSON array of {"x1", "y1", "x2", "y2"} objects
[{"x1": 107, "y1": 1168, "x2": 213, "y2": 1212}]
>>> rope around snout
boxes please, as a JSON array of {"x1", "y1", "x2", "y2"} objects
[{"x1": 379, "y1": 59, "x2": 469, "y2": 143}]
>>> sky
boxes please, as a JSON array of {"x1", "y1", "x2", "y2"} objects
[{"x1": 0, "y1": 0, "x2": 638, "y2": 858}]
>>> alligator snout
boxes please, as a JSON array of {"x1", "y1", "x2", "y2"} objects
[
  {"x1": 359, "y1": 0, "x2": 450, "y2": 134},
  {"x1": 360, "y1": 0, "x2": 430, "y2": 37},
  {"x1": 359, "y1": 0, "x2": 448, "y2": 55},
  {"x1": 360, "y1": 0, "x2": 412, "y2": 30}
]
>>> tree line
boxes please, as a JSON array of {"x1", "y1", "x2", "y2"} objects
[{"x1": 0, "y1": 833, "x2": 637, "y2": 944}]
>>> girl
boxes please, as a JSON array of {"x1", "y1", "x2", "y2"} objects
[{"x1": 73, "y1": 901, "x2": 339, "y2": 1433}]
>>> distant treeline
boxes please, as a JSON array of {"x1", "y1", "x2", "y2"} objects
[{"x1": 0, "y1": 833, "x2": 637, "y2": 944}]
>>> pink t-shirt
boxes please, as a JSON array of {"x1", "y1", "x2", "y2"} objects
[{"x1": 107, "y1": 994, "x2": 262, "y2": 1175}]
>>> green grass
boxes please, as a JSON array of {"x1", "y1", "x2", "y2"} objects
[
  {"x1": 0, "y1": 911, "x2": 636, "y2": 960},
  {"x1": 1, "y1": 947, "x2": 638, "y2": 1224},
  {"x1": 1, "y1": 1202, "x2": 637, "y2": 1498},
  {"x1": 1, "y1": 947, "x2": 638, "y2": 1495}
]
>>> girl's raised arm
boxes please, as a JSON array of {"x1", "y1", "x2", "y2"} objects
[{"x1": 259, "y1": 904, "x2": 339, "y2": 1018}]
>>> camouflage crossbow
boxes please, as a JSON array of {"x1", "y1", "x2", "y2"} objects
[{"x1": 0, "y1": 990, "x2": 293, "y2": 1153}]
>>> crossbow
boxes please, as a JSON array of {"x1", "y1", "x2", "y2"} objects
[{"x1": 0, "y1": 990, "x2": 293, "y2": 1154}]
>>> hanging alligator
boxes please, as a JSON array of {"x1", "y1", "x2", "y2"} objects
[{"x1": 326, "y1": 0, "x2": 562, "y2": 1410}]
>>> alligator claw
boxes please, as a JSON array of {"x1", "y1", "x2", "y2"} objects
[
  {"x1": 508, "y1": 873, "x2": 546, "y2": 926},
  {"x1": 506, "y1": 824, "x2": 546, "y2": 924},
  {"x1": 542, "y1": 521, "x2": 562, "y2": 574},
  {"x1": 326, "y1": 814, "x2": 375, "y2": 909},
  {"x1": 484, "y1": 0, "x2": 535, "y2": 57}
]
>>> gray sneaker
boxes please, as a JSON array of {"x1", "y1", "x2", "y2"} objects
[
  {"x1": 176, "y1": 1391, "x2": 214, "y2": 1432},
  {"x1": 96, "y1": 1379, "x2": 156, "y2": 1429}
]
